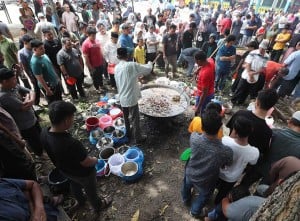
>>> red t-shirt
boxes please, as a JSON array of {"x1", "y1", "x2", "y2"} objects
[
  {"x1": 264, "y1": 61, "x2": 283, "y2": 82},
  {"x1": 197, "y1": 58, "x2": 215, "y2": 96},
  {"x1": 220, "y1": 18, "x2": 232, "y2": 35},
  {"x1": 82, "y1": 38, "x2": 103, "y2": 67}
]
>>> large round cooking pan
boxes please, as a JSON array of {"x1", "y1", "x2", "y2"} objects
[{"x1": 138, "y1": 84, "x2": 190, "y2": 118}]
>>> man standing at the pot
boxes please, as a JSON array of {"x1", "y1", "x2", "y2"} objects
[{"x1": 114, "y1": 48, "x2": 152, "y2": 144}]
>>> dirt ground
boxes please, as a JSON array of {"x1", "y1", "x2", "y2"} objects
[{"x1": 36, "y1": 66, "x2": 296, "y2": 221}]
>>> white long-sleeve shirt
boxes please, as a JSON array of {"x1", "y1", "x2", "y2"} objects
[
  {"x1": 115, "y1": 60, "x2": 152, "y2": 107},
  {"x1": 103, "y1": 41, "x2": 120, "y2": 64}
]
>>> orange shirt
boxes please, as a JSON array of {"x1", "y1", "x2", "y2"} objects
[{"x1": 264, "y1": 61, "x2": 283, "y2": 82}]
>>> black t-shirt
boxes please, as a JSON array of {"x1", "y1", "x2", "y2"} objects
[
  {"x1": 43, "y1": 39, "x2": 62, "y2": 68},
  {"x1": 226, "y1": 110, "x2": 272, "y2": 157},
  {"x1": 162, "y1": 33, "x2": 178, "y2": 56},
  {"x1": 41, "y1": 128, "x2": 94, "y2": 177},
  {"x1": 182, "y1": 30, "x2": 193, "y2": 49}
]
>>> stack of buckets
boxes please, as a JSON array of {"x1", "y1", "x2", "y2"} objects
[{"x1": 95, "y1": 146, "x2": 144, "y2": 183}]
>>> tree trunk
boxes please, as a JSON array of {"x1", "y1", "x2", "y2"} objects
[{"x1": 250, "y1": 171, "x2": 300, "y2": 221}]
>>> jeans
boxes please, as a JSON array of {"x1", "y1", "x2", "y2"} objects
[
  {"x1": 62, "y1": 169, "x2": 102, "y2": 211},
  {"x1": 208, "y1": 204, "x2": 225, "y2": 221},
  {"x1": 278, "y1": 73, "x2": 300, "y2": 97},
  {"x1": 91, "y1": 65, "x2": 104, "y2": 90},
  {"x1": 181, "y1": 174, "x2": 214, "y2": 215},
  {"x1": 177, "y1": 53, "x2": 195, "y2": 76},
  {"x1": 42, "y1": 84, "x2": 62, "y2": 105},
  {"x1": 195, "y1": 93, "x2": 214, "y2": 113},
  {"x1": 122, "y1": 104, "x2": 142, "y2": 141},
  {"x1": 215, "y1": 68, "x2": 230, "y2": 91}
]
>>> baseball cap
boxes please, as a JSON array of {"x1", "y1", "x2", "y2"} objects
[
  {"x1": 292, "y1": 111, "x2": 300, "y2": 121},
  {"x1": 259, "y1": 39, "x2": 269, "y2": 50},
  {"x1": 21, "y1": 34, "x2": 33, "y2": 43},
  {"x1": 0, "y1": 68, "x2": 15, "y2": 81}
]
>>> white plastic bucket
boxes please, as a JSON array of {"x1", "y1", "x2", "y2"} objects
[{"x1": 108, "y1": 153, "x2": 125, "y2": 176}]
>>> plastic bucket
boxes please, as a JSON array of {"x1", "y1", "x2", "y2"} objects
[
  {"x1": 96, "y1": 136, "x2": 114, "y2": 149},
  {"x1": 48, "y1": 168, "x2": 70, "y2": 194},
  {"x1": 103, "y1": 125, "x2": 115, "y2": 138},
  {"x1": 95, "y1": 159, "x2": 109, "y2": 177},
  {"x1": 113, "y1": 117, "x2": 125, "y2": 130},
  {"x1": 108, "y1": 153, "x2": 125, "y2": 176},
  {"x1": 99, "y1": 115, "x2": 113, "y2": 129},
  {"x1": 99, "y1": 147, "x2": 115, "y2": 161},
  {"x1": 86, "y1": 117, "x2": 100, "y2": 131},
  {"x1": 124, "y1": 147, "x2": 144, "y2": 164},
  {"x1": 109, "y1": 108, "x2": 123, "y2": 119},
  {"x1": 120, "y1": 161, "x2": 143, "y2": 182},
  {"x1": 89, "y1": 128, "x2": 104, "y2": 145}
]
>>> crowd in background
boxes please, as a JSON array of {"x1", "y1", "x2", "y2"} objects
[{"x1": 0, "y1": 0, "x2": 300, "y2": 220}]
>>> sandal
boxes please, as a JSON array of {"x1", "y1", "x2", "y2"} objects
[{"x1": 100, "y1": 196, "x2": 112, "y2": 210}]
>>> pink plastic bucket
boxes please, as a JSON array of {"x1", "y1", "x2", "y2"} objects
[
  {"x1": 99, "y1": 115, "x2": 113, "y2": 129},
  {"x1": 85, "y1": 117, "x2": 100, "y2": 131}
]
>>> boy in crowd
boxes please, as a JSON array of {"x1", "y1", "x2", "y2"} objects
[
  {"x1": 181, "y1": 111, "x2": 233, "y2": 218},
  {"x1": 215, "y1": 116, "x2": 259, "y2": 204},
  {"x1": 226, "y1": 89, "x2": 279, "y2": 189},
  {"x1": 41, "y1": 101, "x2": 112, "y2": 216}
]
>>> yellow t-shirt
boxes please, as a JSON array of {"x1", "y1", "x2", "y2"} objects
[
  {"x1": 273, "y1": 33, "x2": 291, "y2": 50},
  {"x1": 134, "y1": 46, "x2": 145, "y2": 64},
  {"x1": 188, "y1": 116, "x2": 223, "y2": 139}
]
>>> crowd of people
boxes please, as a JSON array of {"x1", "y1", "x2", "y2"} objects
[{"x1": 0, "y1": 0, "x2": 300, "y2": 219}]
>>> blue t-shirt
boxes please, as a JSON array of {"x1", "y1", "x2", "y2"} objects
[
  {"x1": 245, "y1": 20, "x2": 257, "y2": 37},
  {"x1": 0, "y1": 178, "x2": 30, "y2": 221},
  {"x1": 119, "y1": 34, "x2": 134, "y2": 55},
  {"x1": 30, "y1": 54, "x2": 59, "y2": 88},
  {"x1": 216, "y1": 45, "x2": 236, "y2": 72}
]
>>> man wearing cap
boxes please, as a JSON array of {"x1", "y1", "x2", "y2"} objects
[
  {"x1": 18, "y1": 34, "x2": 41, "y2": 105},
  {"x1": 30, "y1": 39, "x2": 62, "y2": 104},
  {"x1": 201, "y1": 33, "x2": 217, "y2": 58},
  {"x1": 0, "y1": 67, "x2": 43, "y2": 156},
  {"x1": 114, "y1": 47, "x2": 153, "y2": 144},
  {"x1": 57, "y1": 37, "x2": 85, "y2": 100},
  {"x1": 118, "y1": 23, "x2": 134, "y2": 60},
  {"x1": 271, "y1": 25, "x2": 291, "y2": 62},
  {"x1": 231, "y1": 40, "x2": 270, "y2": 105},
  {"x1": 34, "y1": 13, "x2": 57, "y2": 41},
  {"x1": 82, "y1": 26, "x2": 105, "y2": 93}
]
